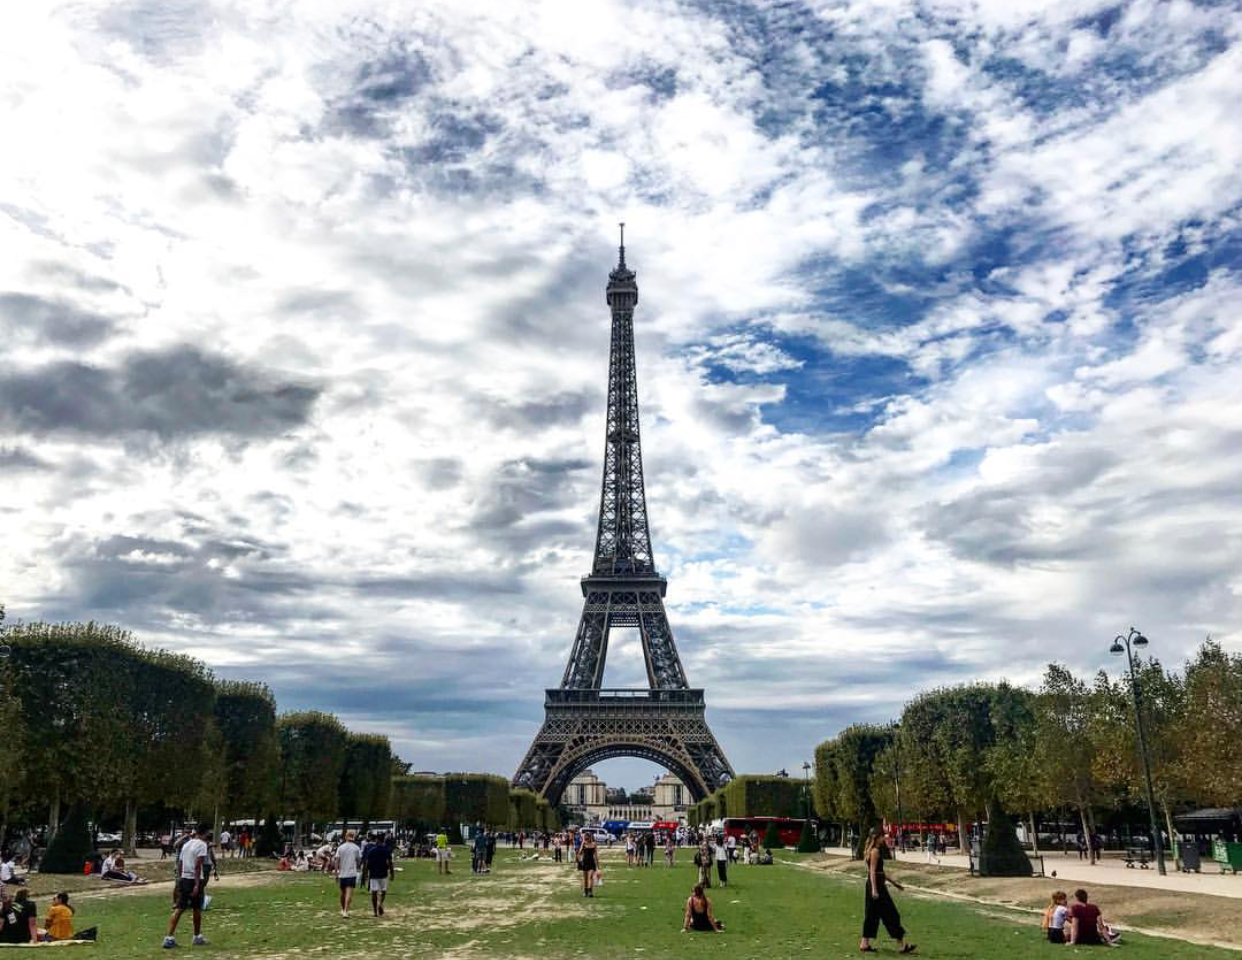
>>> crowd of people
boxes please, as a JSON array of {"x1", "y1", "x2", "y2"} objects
[{"x1": 0, "y1": 816, "x2": 1141, "y2": 952}]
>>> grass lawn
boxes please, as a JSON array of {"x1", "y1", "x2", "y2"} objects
[{"x1": 28, "y1": 847, "x2": 1235, "y2": 959}]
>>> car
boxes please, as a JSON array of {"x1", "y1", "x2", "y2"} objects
[
  {"x1": 95, "y1": 832, "x2": 122, "y2": 844},
  {"x1": 584, "y1": 829, "x2": 613, "y2": 844}
]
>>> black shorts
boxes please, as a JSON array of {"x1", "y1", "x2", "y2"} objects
[
  {"x1": 339, "y1": 876, "x2": 357, "y2": 889},
  {"x1": 175, "y1": 878, "x2": 206, "y2": 910}
]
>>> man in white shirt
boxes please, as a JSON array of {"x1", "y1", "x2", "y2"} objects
[
  {"x1": 334, "y1": 830, "x2": 362, "y2": 918},
  {"x1": 714, "y1": 834, "x2": 729, "y2": 887},
  {"x1": 219, "y1": 829, "x2": 232, "y2": 857},
  {"x1": 163, "y1": 823, "x2": 210, "y2": 949}
]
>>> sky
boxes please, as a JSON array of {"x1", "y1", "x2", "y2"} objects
[{"x1": 2, "y1": 0, "x2": 1241, "y2": 791}]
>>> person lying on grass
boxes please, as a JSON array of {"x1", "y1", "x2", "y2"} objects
[{"x1": 683, "y1": 884, "x2": 724, "y2": 931}]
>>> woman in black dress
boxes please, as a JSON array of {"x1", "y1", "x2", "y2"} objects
[
  {"x1": 577, "y1": 832, "x2": 598, "y2": 897},
  {"x1": 859, "y1": 828, "x2": 916, "y2": 955},
  {"x1": 683, "y1": 884, "x2": 723, "y2": 931}
]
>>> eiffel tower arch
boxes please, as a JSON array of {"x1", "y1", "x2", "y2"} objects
[{"x1": 513, "y1": 228, "x2": 734, "y2": 805}]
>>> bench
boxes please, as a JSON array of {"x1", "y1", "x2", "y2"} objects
[{"x1": 1124, "y1": 847, "x2": 1150, "y2": 868}]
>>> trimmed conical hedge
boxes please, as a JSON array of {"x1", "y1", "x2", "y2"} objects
[
  {"x1": 980, "y1": 806, "x2": 1033, "y2": 877},
  {"x1": 41, "y1": 804, "x2": 94, "y2": 873},
  {"x1": 762, "y1": 820, "x2": 783, "y2": 849},
  {"x1": 796, "y1": 817, "x2": 821, "y2": 853},
  {"x1": 255, "y1": 814, "x2": 282, "y2": 858}
]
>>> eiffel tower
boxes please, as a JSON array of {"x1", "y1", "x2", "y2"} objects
[{"x1": 512, "y1": 227, "x2": 734, "y2": 805}]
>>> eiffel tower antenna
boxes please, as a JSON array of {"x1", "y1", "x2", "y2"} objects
[{"x1": 512, "y1": 231, "x2": 734, "y2": 804}]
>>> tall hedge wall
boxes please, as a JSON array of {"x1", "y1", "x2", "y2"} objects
[
  {"x1": 443, "y1": 773, "x2": 510, "y2": 827},
  {"x1": 391, "y1": 775, "x2": 446, "y2": 826},
  {"x1": 508, "y1": 789, "x2": 540, "y2": 829},
  {"x1": 720, "y1": 776, "x2": 802, "y2": 818}
]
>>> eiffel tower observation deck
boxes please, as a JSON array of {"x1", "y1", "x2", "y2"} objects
[{"x1": 512, "y1": 228, "x2": 734, "y2": 805}]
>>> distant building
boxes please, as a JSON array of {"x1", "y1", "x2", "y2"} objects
[{"x1": 565, "y1": 768, "x2": 690, "y2": 824}]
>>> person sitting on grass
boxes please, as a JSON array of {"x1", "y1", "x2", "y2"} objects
[
  {"x1": 1042, "y1": 890, "x2": 1070, "y2": 944},
  {"x1": 42, "y1": 892, "x2": 97, "y2": 942},
  {"x1": 0, "y1": 854, "x2": 26, "y2": 887},
  {"x1": 683, "y1": 884, "x2": 724, "y2": 932},
  {"x1": 1068, "y1": 889, "x2": 1119, "y2": 946},
  {"x1": 0, "y1": 888, "x2": 37, "y2": 944},
  {"x1": 102, "y1": 853, "x2": 149, "y2": 884}
]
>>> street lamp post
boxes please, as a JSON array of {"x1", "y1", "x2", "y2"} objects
[
  {"x1": 893, "y1": 727, "x2": 906, "y2": 853},
  {"x1": 1109, "y1": 627, "x2": 1167, "y2": 876},
  {"x1": 801, "y1": 761, "x2": 812, "y2": 821}
]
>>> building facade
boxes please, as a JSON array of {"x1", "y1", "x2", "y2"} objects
[{"x1": 565, "y1": 769, "x2": 690, "y2": 824}]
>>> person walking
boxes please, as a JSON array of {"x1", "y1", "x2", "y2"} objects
[
  {"x1": 365, "y1": 835, "x2": 394, "y2": 917},
  {"x1": 335, "y1": 830, "x2": 362, "y2": 919},
  {"x1": 714, "y1": 833, "x2": 728, "y2": 888},
  {"x1": 696, "y1": 837, "x2": 712, "y2": 889},
  {"x1": 435, "y1": 829, "x2": 450, "y2": 875},
  {"x1": 859, "y1": 828, "x2": 916, "y2": 955},
  {"x1": 577, "y1": 831, "x2": 599, "y2": 898},
  {"x1": 646, "y1": 831, "x2": 656, "y2": 867},
  {"x1": 472, "y1": 828, "x2": 487, "y2": 875},
  {"x1": 163, "y1": 822, "x2": 210, "y2": 949}
]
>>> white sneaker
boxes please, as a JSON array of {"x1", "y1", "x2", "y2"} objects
[
  {"x1": 163, "y1": 937, "x2": 177, "y2": 949},
  {"x1": 192, "y1": 935, "x2": 208, "y2": 946}
]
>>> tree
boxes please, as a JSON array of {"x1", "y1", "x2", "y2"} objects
[
  {"x1": 214, "y1": 681, "x2": 279, "y2": 823},
  {"x1": 819, "y1": 724, "x2": 893, "y2": 858},
  {"x1": 278, "y1": 711, "x2": 349, "y2": 837},
  {"x1": 984, "y1": 685, "x2": 1045, "y2": 854},
  {"x1": 0, "y1": 605, "x2": 23, "y2": 840},
  {"x1": 762, "y1": 819, "x2": 783, "y2": 849},
  {"x1": 339, "y1": 733, "x2": 395, "y2": 828},
  {"x1": 1178, "y1": 639, "x2": 1242, "y2": 808},
  {"x1": 1035, "y1": 664, "x2": 1104, "y2": 863},
  {"x1": 4, "y1": 623, "x2": 142, "y2": 835},
  {"x1": 894, "y1": 692, "x2": 956, "y2": 846},
  {"x1": 115, "y1": 647, "x2": 216, "y2": 854}
]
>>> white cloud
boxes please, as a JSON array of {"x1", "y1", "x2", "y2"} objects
[{"x1": 0, "y1": 0, "x2": 1239, "y2": 786}]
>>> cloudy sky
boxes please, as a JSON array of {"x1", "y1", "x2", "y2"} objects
[{"x1": 2, "y1": 0, "x2": 1241, "y2": 790}]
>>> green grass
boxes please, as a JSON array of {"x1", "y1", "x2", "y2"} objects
[{"x1": 37, "y1": 847, "x2": 1235, "y2": 959}]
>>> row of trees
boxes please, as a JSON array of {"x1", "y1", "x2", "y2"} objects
[
  {"x1": 390, "y1": 776, "x2": 561, "y2": 837},
  {"x1": 814, "y1": 640, "x2": 1242, "y2": 865},
  {"x1": 0, "y1": 621, "x2": 398, "y2": 853}
]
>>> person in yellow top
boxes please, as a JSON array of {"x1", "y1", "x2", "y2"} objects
[
  {"x1": 44, "y1": 893, "x2": 75, "y2": 941},
  {"x1": 435, "y1": 830, "x2": 451, "y2": 875}
]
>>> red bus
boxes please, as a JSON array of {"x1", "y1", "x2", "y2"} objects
[{"x1": 722, "y1": 817, "x2": 810, "y2": 847}]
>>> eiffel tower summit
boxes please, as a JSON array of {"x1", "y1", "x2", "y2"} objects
[{"x1": 512, "y1": 227, "x2": 735, "y2": 805}]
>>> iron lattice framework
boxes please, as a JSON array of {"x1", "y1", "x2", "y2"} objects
[{"x1": 513, "y1": 229, "x2": 734, "y2": 805}]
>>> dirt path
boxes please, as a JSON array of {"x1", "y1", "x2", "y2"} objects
[
  {"x1": 790, "y1": 856, "x2": 1242, "y2": 952},
  {"x1": 68, "y1": 869, "x2": 284, "y2": 901}
]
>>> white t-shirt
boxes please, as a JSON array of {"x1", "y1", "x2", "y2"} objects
[
  {"x1": 1050, "y1": 905, "x2": 1069, "y2": 930},
  {"x1": 726, "y1": 836, "x2": 736, "y2": 850},
  {"x1": 178, "y1": 837, "x2": 209, "y2": 880},
  {"x1": 220, "y1": 831, "x2": 231, "y2": 845},
  {"x1": 0, "y1": 861, "x2": 15, "y2": 882},
  {"x1": 715, "y1": 841, "x2": 728, "y2": 861},
  {"x1": 336, "y1": 841, "x2": 362, "y2": 878}
]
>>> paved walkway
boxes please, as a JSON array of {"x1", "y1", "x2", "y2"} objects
[{"x1": 820, "y1": 846, "x2": 1242, "y2": 899}]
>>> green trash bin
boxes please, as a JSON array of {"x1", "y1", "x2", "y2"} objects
[{"x1": 1212, "y1": 840, "x2": 1242, "y2": 874}]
